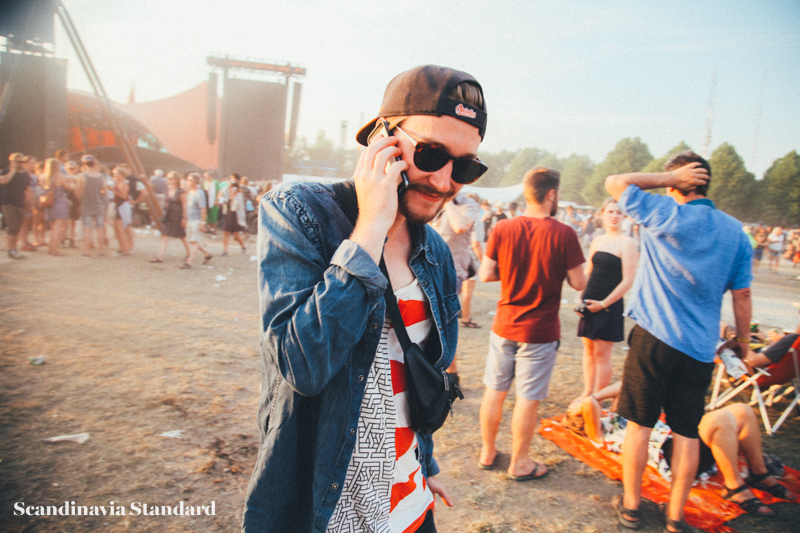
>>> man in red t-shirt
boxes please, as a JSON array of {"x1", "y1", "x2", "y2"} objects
[{"x1": 478, "y1": 166, "x2": 586, "y2": 480}]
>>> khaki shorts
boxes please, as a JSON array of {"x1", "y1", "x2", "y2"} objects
[
  {"x1": 483, "y1": 331, "x2": 559, "y2": 401},
  {"x1": 186, "y1": 219, "x2": 203, "y2": 243}
]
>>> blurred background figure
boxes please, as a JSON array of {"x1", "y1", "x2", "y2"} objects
[
  {"x1": 150, "y1": 171, "x2": 188, "y2": 263},
  {"x1": 40, "y1": 158, "x2": 70, "y2": 256}
]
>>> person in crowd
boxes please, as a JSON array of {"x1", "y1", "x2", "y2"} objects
[
  {"x1": 75, "y1": 154, "x2": 107, "y2": 258},
  {"x1": 432, "y1": 191, "x2": 480, "y2": 380},
  {"x1": 203, "y1": 171, "x2": 221, "y2": 234},
  {"x1": 767, "y1": 226, "x2": 785, "y2": 273},
  {"x1": 559, "y1": 204, "x2": 580, "y2": 232},
  {"x1": 432, "y1": 191, "x2": 480, "y2": 332},
  {"x1": 31, "y1": 160, "x2": 47, "y2": 247},
  {"x1": 720, "y1": 316, "x2": 800, "y2": 370},
  {"x1": 462, "y1": 197, "x2": 488, "y2": 331},
  {"x1": 111, "y1": 167, "x2": 132, "y2": 255},
  {"x1": 0, "y1": 153, "x2": 32, "y2": 259},
  {"x1": 753, "y1": 226, "x2": 767, "y2": 271},
  {"x1": 119, "y1": 164, "x2": 145, "y2": 251},
  {"x1": 575, "y1": 197, "x2": 638, "y2": 401},
  {"x1": 182, "y1": 173, "x2": 212, "y2": 269},
  {"x1": 150, "y1": 169, "x2": 168, "y2": 211},
  {"x1": 243, "y1": 65, "x2": 488, "y2": 532},
  {"x1": 63, "y1": 160, "x2": 81, "y2": 247},
  {"x1": 40, "y1": 158, "x2": 70, "y2": 256},
  {"x1": 568, "y1": 382, "x2": 794, "y2": 517},
  {"x1": 478, "y1": 166, "x2": 586, "y2": 480},
  {"x1": 604, "y1": 150, "x2": 753, "y2": 533},
  {"x1": 54, "y1": 148, "x2": 70, "y2": 174},
  {"x1": 221, "y1": 181, "x2": 246, "y2": 255},
  {"x1": 150, "y1": 171, "x2": 189, "y2": 263},
  {"x1": 14, "y1": 155, "x2": 40, "y2": 252}
]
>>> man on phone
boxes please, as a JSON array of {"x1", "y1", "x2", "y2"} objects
[{"x1": 243, "y1": 65, "x2": 488, "y2": 533}]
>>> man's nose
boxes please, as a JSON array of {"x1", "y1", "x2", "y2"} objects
[{"x1": 428, "y1": 161, "x2": 454, "y2": 193}]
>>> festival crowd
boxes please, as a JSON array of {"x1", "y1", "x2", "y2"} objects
[
  {"x1": 2, "y1": 65, "x2": 798, "y2": 533},
  {"x1": 0, "y1": 150, "x2": 278, "y2": 268}
]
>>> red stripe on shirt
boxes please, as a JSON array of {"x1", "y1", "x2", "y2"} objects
[
  {"x1": 395, "y1": 426, "x2": 415, "y2": 458},
  {"x1": 390, "y1": 466, "x2": 420, "y2": 512},
  {"x1": 390, "y1": 359, "x2": 407, "y2": 394},
  {"x1": 396, "y1": 299, "x2": 430, "y2": 328}
]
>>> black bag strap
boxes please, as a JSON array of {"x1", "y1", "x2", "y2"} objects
[
  {"x1": 379, "y1": 259, "x2": 414, "y2": 352},
  {"x1": 331, "y1": 180, "x2": 415, "y2": 351},
  {"x1": 331, "y1": 180, "x2": 359, "y2": 227}
]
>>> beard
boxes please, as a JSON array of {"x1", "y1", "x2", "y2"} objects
[
  {"x1": 550, "y1": 203, "x2": 558, "y2": 217},
  {"x1": 398, "y1": 182, "x2": 457, "y2": 225}
]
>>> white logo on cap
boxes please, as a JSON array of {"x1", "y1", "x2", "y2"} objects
[{"x1": 455, "y1": 104, "x2": 477, "y2": 119}]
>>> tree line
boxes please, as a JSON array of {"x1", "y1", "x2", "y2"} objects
[{"x1": 285, "y1": 131, "x2": 800, "y2": 227}]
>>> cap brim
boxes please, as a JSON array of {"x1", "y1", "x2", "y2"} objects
[{"x1": 356, "y1": 118, "x2": 379, "y2": 147}]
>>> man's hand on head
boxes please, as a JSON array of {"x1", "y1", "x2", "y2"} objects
[{"x1": 666, "y1": 162, "x2": 709, "y2": 194}]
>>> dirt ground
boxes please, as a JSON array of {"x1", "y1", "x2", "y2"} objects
[{"x1": 1, "y1": 229, "x2": 799, "y2": 533}]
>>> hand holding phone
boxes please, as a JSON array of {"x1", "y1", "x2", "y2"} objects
[{"x1": 367, "y1": 119, "x2": 410, "y2": 196}]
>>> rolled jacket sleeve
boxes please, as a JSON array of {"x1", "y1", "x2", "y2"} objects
[{"x1": 257, "y1": 189, "x2": 387, "y2": 397}]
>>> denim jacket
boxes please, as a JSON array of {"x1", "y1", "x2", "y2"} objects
[{"x1": 242, "y1": 181, "x2": 461, "y2": 533}]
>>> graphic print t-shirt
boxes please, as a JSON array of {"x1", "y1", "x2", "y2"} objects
[{"x1": 327, "y1": 279, "x2": 435, "y2": 533}]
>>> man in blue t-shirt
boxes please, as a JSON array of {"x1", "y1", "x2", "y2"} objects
[{"x1": 605, "y1": 151, "x2": 753, "y2": 533}]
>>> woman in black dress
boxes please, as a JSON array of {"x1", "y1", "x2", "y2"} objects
[
  {"x1": 576, "y1": 198, "x2": 638, "y2": 400},
  {"x1": 222, "y1": 181, "x2": 246, "y2": 255},
  {"x1": 151, "y1": 171, "x2": 190, "y2": 263}
]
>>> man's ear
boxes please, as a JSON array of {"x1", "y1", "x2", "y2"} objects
[{"x1": 547, "y1": 189, "x2": 557, "y2": 203}]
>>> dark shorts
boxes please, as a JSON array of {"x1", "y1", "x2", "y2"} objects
[
  {"x1": 617, "y1": 325, "x2": 714, "y2": 439},
  {"x1": 753, "y1": 248, "x2": 764, "y2": 260},
  {"x1": 1, "y1": 205, "x2": 24, "y2": 236}
]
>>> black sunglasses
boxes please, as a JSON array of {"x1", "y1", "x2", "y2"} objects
[{"x1": 394, "y1": 125, "x2": 488, "y2": 185}]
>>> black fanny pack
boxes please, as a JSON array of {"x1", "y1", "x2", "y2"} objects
[
  {"x1": 332, "y1": 181, "x2": 463, "y2": 435},
  {"x1": 379, "y1": 260, "x2": 463, "y2": 435}
]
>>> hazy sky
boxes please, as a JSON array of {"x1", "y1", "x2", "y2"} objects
[{"x1": 55, "y1": 0, "x2": 799, "y2": 179}]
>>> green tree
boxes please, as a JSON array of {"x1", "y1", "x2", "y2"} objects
[
  {"x1": 641, "y1": 141, "x2": 692, "y2": 173},
  {"x1": 559, "y1": 154, "x2": 594, "y2": 204},
  {"x1": 707, "y1": 143, "x2": 757, "y2": 221},
  {"x1": 582, "y1": 137, "x2": 653, "y2": 206},
  {"x1": 476, "y1": 149, "x2": 518, "y2": 188},
  {"x1": 760, "y1": 151, "x2": 800, "y2": 226},
  {"x1": 498, "y1": 148, "x2": 550, "y2": 187}
]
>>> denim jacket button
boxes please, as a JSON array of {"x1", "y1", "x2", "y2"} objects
[
  {"x1": 332, "y1": 483, "x2": 339, "y2": 490},
  {"x1": 349, "y1": 428, "x2": 355, "y2": 435},
  {"x1": 358, "y1": 375, "x2": 365, "y2": 382},
  {"x1": 371, "y1": 323, "x2": 379, "y2": 330}
]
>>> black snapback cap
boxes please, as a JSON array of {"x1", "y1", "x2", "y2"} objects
[{"x1": 356, "y1": 65, "x2": 487, "y2": 146}]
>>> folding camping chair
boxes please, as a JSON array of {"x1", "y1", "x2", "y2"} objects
[
  {"x1": 707, "y1": 337, "x2": 800, "y2": 435},
  {"x1": 750, "y1": 341, "x2": 800, "y2": 434}
]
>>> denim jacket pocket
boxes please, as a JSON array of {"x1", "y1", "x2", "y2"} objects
[{"x1": 443, "y1": 292, "x2": 461, "y2": 324}]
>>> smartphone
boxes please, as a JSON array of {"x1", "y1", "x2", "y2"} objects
[{"x1": 367, "y1": 119, "x2": 409, "y2": 196}]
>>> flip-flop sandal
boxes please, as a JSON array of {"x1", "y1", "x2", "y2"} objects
[
  {"x1": 722, "y1": 484, "x2": 774, "y2": 516},
  {"x1": 613, "y1": 494, "x2": 641, "y2": 529},
  {"x1": 461, "y1": 320, "x2": 481, "y2": 328},
  {"x1": 657, "y1": 503, "x2": 688, "y2": 532},
  {"x1": 746, "y1": 473, "x2": 795, "y2": 501},
  {"x1": 507, "y1": 462, "x2": 548, "y2": 482}
]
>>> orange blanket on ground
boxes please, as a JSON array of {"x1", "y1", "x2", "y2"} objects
[{"x1": 539, "y1": 415, "x2": 800, "y2": 533}]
